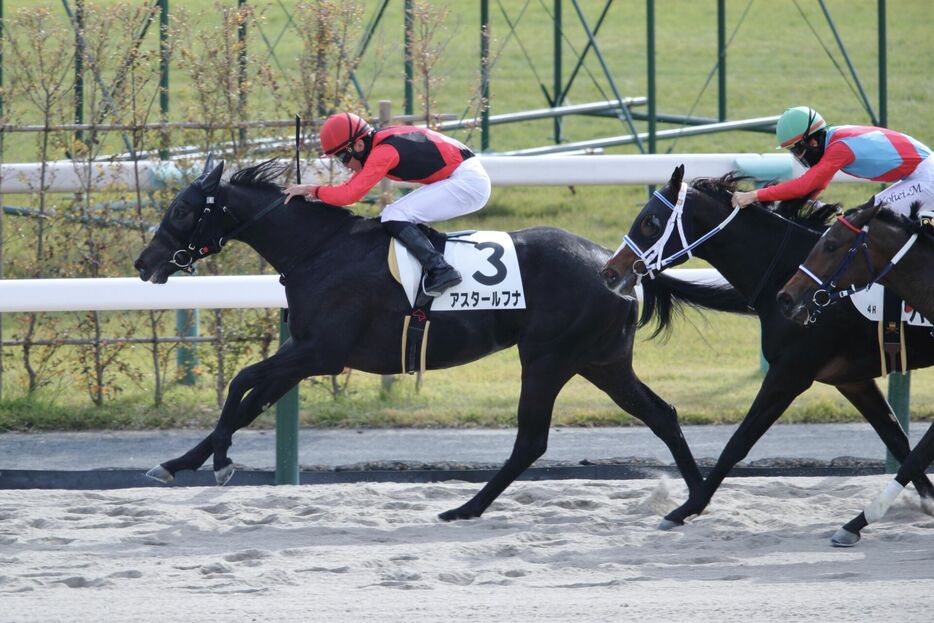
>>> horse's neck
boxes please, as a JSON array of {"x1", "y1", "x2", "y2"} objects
[
  {"x1": 693, "y1": 205, "x2": 804, "y2": 305},
  {"x1": 883, "y1": 230, "x2": 934, "y2": 319},
  {"x1": 223, "y1": 184, "x2": 355, "y2": 275}
]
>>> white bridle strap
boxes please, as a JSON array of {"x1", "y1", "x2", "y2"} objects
[
  {"x1": 614, "y1": 182, "x2": 739, "y2": 280},
  {"x1": 889, "y1": 232, "x2": 919, "y2": 265},
  {"x1": 623, "y1": 183, "x2": 688, "y2": 277}
]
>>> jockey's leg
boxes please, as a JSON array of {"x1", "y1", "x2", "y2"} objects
[
  {"x1": 381, "y1": 158, "x2": 491, "y2": 297},
  {"x1": 874, "y1": 156, "x2": 934, "y2": 218},
  {"x1": 383, "y1": 220, "x2": 462, "y2": 296}
]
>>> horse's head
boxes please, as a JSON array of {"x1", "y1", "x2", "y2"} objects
[
  {"x1": 776, "y1": 197, "x2": 883, "y2": 325},
  {"x1": 134, "y1": 156, "x2": 227, "y2": 283},
  {"x1": 602, "y1": 164, "x2": 699, "y2": 297}
]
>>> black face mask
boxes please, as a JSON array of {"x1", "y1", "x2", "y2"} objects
[
  {"x1": 350, "y1": 132, "x2": 374, "y2": 165},
  {"x1": 790, "y1": 131, "x2": 826, "y2": 168}
]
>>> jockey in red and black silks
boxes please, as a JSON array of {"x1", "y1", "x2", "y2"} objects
[
  {"x1": 285, "y1": 112, "x2": 491, "y2": 297},
  {"x1": 732, "y1": 106, "x2": 934, "y2": 216}
]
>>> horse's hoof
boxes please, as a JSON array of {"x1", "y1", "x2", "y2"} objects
[
  {"x1": 830, "y1": 527, "x2": 861, "y2": 547},
  {"x1": 145, "y1": 465, "x2": 174, "y2": 484},
  {"x1": 214, "y1": 464, "x2": 235, "y2": 486},
  {"x1": 658, "y1": 518, "x2": 684, "y2": 531}
]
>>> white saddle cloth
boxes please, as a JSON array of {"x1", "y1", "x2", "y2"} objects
[
  {"x1": 392, "y1": 231, "x2": 526, "y2": 311},
  {"x1": 849, "y1": 285, "x2": 932, "y2": 327}
]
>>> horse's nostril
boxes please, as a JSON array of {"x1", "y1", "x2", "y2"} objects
[
  {"x1": 134, "y1": 258, "x2": 145, "y2": 271},
  {"x1": 602, "y1": 268, "x2": 619, "y2": 285},
  {"x1": 777, "y1": 291, "x2": 793, "y2": 312}
]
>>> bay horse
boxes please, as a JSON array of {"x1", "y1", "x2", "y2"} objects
[
  {"x1": 599, "y1": 165, "x2": 934, "y2": 540},
  {"x1": 778, "y1": 199, "x2": 934, "y2": 545},
  {"x1": 134, "y1": 158, "x2": 749, "y2": 521}
]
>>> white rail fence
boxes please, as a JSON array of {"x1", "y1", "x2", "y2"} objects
[
  {"x1": 0, "y1": 152, "x2": 868, "y2": 194},
  {"x1": 0, "y1": 269, "x2": 727, "y2": 314}
]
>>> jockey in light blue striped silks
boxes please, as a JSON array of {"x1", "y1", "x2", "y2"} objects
[{"x1": 732, "y1": 106, "x2": 934, "y2": 215}]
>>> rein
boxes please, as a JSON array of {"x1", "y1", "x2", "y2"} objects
[
  {"x1": 747, "y1": 217, "x2": 795, "y2": 311},
  {"x1": 796, "y1": 214, "x2": 919, "y2": 322},
  {"x1": 614, "y1": 182, "x2": 740, "y2": 283}
]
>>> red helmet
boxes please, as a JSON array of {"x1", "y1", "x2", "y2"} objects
[{"x1": 319, "y1": 112, "x2": 372, "y2": 156}]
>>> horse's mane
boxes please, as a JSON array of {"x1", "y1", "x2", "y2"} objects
[
  {"x1": 691, "y1": 173, "x2": 838, "y2": 232},
  {"x1": 860, "y1": 201, "x2": 926, "y2": 236},
  {"x1": 228, "y1": 159, "x2": 359, "y2": 217},
  {"x1": 229, "y1": 159, "x2": 290, "y2": 191}
]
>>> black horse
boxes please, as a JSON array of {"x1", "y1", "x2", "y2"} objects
[
  {"x1": 134, "y1": 158, "x2": 749, "y2": 521},
  {"x1": 600, "y1": 165, "x2": 934, "y2": 539},
  {"x1": 778, "y1": 199, "x2": 934, "y2": 545}
]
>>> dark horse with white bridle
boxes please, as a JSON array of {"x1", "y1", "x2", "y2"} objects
[
  {"x1": 600, "y1": 165, "x2": 934, "y2": 543},
  {"x1": 135, "y1": 158, "x2": 749, "y2": 521},
  {"x1": 778, "y1": 199, "x2": 934, "y2": 545}
]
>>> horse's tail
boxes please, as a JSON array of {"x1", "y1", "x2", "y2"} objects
[{"x1": 639, "y1": 273, "x2": 752, "y2": 339}]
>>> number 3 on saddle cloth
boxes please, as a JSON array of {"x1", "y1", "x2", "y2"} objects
[
  {"x1": 849, "y1": 286, "x2": 933, "y2": 374},
  {"x1": 387, "y1": 228, "x2": 527, "y2": 374}
]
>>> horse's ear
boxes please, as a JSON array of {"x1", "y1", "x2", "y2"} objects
[
  {"x1": 199, "y1": 161, "x2": 225, "y2": 193},
  {"x1": 849, "y1": 198, "x2": 882, "y2": 228},
  {"x1": 201, "y1": 152, "x2": 215, "y2": 177},
  {"x1": 669, "y1": 164, "x2": 685, "y2": 189}
]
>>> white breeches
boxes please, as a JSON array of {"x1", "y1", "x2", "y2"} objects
[
  {"x1": 874, "y1": 157, "x2": 934, "y2": 216},
  {"x1": 380, "y1": 157, "x2": 491, "y2": 224}
]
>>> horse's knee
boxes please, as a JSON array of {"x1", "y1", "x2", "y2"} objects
[
  {"x1": 228, "y1": 366, "x2": 262, "y2": 397},
  {"x1": 513, "y1": 436, "x2": 548, "y2": 462}
]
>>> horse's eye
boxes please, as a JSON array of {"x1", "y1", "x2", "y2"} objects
[
  {"x1": 170, "y1": 203, "x2": 192, "y2": 228},
  {"x1": 641, "y1": 214, "x2": 661, "y2": 237},
  {"x1": 824, "y1": 241, "x2": 838, "y2": 254}
]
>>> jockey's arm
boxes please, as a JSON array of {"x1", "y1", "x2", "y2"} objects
[
  {"x1": 755, "y1": 142, "x2": 855, "y2": 203},
  {"x1": 316, "y1": 145, "x2": 400, "y2": 206}
]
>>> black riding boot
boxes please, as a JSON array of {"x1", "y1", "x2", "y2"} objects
[{"x1": 383, "y1": 220, "x2": 462, "y2": 296}]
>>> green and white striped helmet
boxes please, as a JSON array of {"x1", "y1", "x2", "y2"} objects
[{"x1": 775, "y1": 106, "x2": 827, "y2": 149}]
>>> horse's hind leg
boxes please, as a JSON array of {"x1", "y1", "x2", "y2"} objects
[
  {"x1": 438, "y1": 354, "x2": 574, "y2": 521},
  {"x1": 580, "y1": 362, "x2": 702, "y2": 497},
  {"x1": 833, "y1": 420, "x2": 934, "y2": 547},
  {"x1": 836, "y1": 380, "x2": 934, "y2": 502},
  {"x1": 828, "y1": 381, "x2": 934, "y2": 545}
]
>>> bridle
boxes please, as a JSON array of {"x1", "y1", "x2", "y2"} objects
[
  {"x1": 156, "y1": 187, "x2": 287, "y2": 273},
  {"x1": 614, "y1": 182, "x2": 740, "y2": 283},
  {"x1": 795, "y1": 214, "x2": 919, "y2": 323}
]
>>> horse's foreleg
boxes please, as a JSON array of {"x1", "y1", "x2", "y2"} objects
[
  {"x1": 148, "y1": 434, "x2": 214, "y2": 482},
  {"x1": 146, "y1": 374, "x2": 257, "y2": 483},
  {"x1": 209, "y1": 339, "x2": 334, "y2": 481},
  {"x1": 438, "y1": 356, "x2": 573, "y2": 521},
  {"x1": 580, "y1": 362, "x2": 702, "y2": 498},
  {"x1": 209, "y1": 373, "x2": 309, "y2": 484},
  {"x1": 833, "y1": 421, "x2": 934, "y2": 547},
  {"x1": 659, "y1": 365, "x2": 812, "y2": 530}
]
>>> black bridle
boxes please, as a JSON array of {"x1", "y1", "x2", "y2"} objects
[{"x1": 157, "y1": 187, "x2": 287, "y2": 273}]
